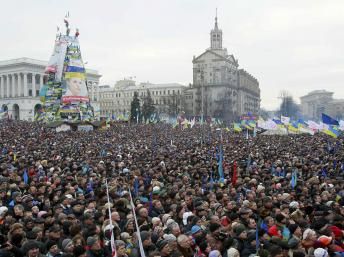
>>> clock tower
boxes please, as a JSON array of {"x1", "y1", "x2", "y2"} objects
[{"x1": 210, "y1": 11, "x2": 222, "y2": 49}]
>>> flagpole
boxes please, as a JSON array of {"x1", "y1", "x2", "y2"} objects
[
  {"x1": 128, "y1": 188, "x2": 146, "y2": 257},
  {"x1": 105, "y1": 179, "x2": 117, "y2": 257}
]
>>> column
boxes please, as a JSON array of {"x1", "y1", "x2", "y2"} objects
[
  {"x1": 90, "y1": 81, "x2": 94, "y2": 101},
  {"x1": 17, "y1": 73, "x2": 22, "y2": 97},
  {"x1": 39, "y1": 74, "x2": 44, "y2": 90},
  {"x1": 32, "y1": 73, "x2": 36, "y2": 97},
  {"x1": 11, "y1": 74, "x2": 16, "y2": 97},
  {"x1": 0, "y1": 76, "x2": 2, "y2": 98},
  {"x1": 6, "y1": 74, "x2": 10, "y2": 98},
  {"x1": 23, "y1": 73, "x2": 28, "y2": 97},
  {"x1": 96, "y1": 83, "x2": 100, "y2": 102}
]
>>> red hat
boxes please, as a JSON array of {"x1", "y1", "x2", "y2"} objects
[
  {"x1": 317, "y1": 235, "x2": 332, "y2": 247},
  {"x1": 329, "y1": 226, "x2": 343, "y2": 239},
  {"x1": 268, "y1": 225, "x2": 280, "y2": 237}
]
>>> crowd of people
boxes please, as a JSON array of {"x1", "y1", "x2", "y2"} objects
[{"x1": 0, "y1": 120, "x2": 343, "y2": 257}]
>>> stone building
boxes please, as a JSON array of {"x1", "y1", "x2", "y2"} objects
[
  {"x1": 0, "y1": 58, "x2": 101, "y2": 120},
  {"x1": 99, "y1": 80, "x2": 186, "y2": 118},
  {"x1": 300, "y1": 90, "x2": 334, "y2": 120},
  {"x1": 184, "y1": 15, "x2": 260, "y2": 121}
]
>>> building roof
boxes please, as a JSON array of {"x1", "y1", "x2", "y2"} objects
[
  {"x1": 119, "y1": 83, "x2": 187, "y2": 91},
  {"x1": 0, "y1": 57, "x2": 100, "y2": 77},
  {"x1": 300, "y1": 90, "x2": 334, "y2": 99}
]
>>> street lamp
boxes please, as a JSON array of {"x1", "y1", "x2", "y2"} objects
[{"x1": 198, "y1": 68, "x2": 205, "y2": 146}]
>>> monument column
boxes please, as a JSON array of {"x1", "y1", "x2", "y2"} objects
[
  {"x1": 32, "y1": 73, "x2": 36, "y2": 97},
  {"x1": 6, "y1": 74, "x2": 10, "y2": 98},
  {"x1": 90, "y1": 81, "x2": 94, "y2": 101},
  {"x1": 39, "y1": 74, "x2": 44, "y2": 90},
  {"x1": 11, "y1": 74, "x2": 16, "y2": 97},
  {"x1": 23, "y1": 73, "x2": 28, "y2": 97},
  {"x1": 0, "y1": 76, "x2": 2, "y2": 98},
  {"x1": 17, "y1": 73, "x2": 22, "y2": 97}
]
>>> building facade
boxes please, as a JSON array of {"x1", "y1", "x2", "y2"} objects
[
  {"x1": 185, "y1": 15, "x2": 260, "y2": 120},
  {"x1": 300, "y1": 90, "x2": 344, "y2": 120},
  {"x1": 300, "y1": 90, "x2": 334, "y2": 120},
  {"x1": 0, "y1": 58, "x2": 101, "y2": 120},
  {"x1": 99, "y1": 80, "x2": 186, "y2": 118}
]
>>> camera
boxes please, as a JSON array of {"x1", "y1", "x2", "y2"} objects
[{"x1": 215, "y1": 231, "x2": 229, "y2": 241}]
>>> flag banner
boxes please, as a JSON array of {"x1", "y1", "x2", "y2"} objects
[
  {"x1": 281, "y1": 116, "x2": 290, "y2": 125},
  {"x1": 322, "y1": 113, "x2": 339, "y2": 126}
]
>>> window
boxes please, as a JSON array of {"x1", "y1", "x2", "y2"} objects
[{"x1": 168, "y1": 90, "x2": 170, "y2": 95}]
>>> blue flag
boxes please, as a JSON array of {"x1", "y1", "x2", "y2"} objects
[
  {"x1": 291, "y1": 169, "x2": 297, "y2": 189},
  {"x1": 321, "y1": 167, "x2": 327, "y2": 178},
  {"x1": 133, "y1": 178, "x2": 139, "y2": 197},
  {"x1": 256, "y1": 226, "x2": 260, "y2": 252},
  {"x1": 23, "y1": 169, "x2": 29, "y2": 185},
  {"x1": 9, "y1": 200, "x2": 15, "y2": 207},
  {"x1": 210, "y1": 171, "x2": 214, "y2": 191},
  {"x1": 148, "y1": 192, "x2": 153, "y2": 215},
  {"x1": 322, "y1": 113, "x2": 339, "y2": 126}
]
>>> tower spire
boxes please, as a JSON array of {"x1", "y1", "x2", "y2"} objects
[{"x1": 215, "y1": 8, "x2": 218, "y2": 29}]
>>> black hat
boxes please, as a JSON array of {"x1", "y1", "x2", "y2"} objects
[
  {"x1": 156, "y1": 240, "x2": 168, "y2": 251},
  {"x1": 22, "y1": 240, "x2": 40, "y2": 252},
  {"x1": 45, "y1": 240, "x2": 58, "y2": 251},
  {"x1": 140, "y1": 231, "x2": 151, "y2": 242},
  {"x1": 288, "y1": 224, "x2": 299, "y2": 235}
]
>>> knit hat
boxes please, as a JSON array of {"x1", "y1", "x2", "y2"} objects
[
  {"x1": 209, "y1": 250, "x2": 221, "y2": 257},
  {"x1": 62, "y1": 238, "x2": 73, "y2": 251},
  {"x1": 22, "y1": 240, "x2": 40, "y2": 252},
  {"x1": 303, "y1": 228, "x2": 315, "y2": 240},
  {"x1": 0, "y1": 206, "x2": 8, "y2": 216},
  {"x1": 234, "y1": 224, "x2": 246, "y2": 236},
  {"x1": 288, "y1": 224, "x2": 299, "y2": 235},
  {"x1": 46, "y1": 240, "x2": 58, "y2": 251},
  {"x1": 163, "y1": 234, "x2": 176, "y2": 243},
  {"x1": 156, "y1": 240, "x2": 169, "y2": 251},
  {"x1": 115, "y1": 240, "x2": 125, "y2": 248},
  {"x1": 140, "y1": 231, "x2": 151, "y2": 242},
  {"x1": 86, "y1": 236, "x2": 98, "y2": 247},
  {"x1": 314, "y1": 248, "x2": 328, "y2": 257}
]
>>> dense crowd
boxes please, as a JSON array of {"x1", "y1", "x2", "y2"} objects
[{"x1": 0, "y1": 120, "x2": 343, "y2": 257}]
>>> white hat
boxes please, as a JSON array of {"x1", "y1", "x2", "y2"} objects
[
  {"x1": 314, "y1": 248, "x2": 328, "y2": 257},
  {"x1": 257, "y1": 185, "x2": 265, "y2": 193},
  {"x1": 0, "y1": 206, "x2": 8, "y2": 216},
  {"x1": 182, "y1": 212, "x2": 193, "y2": 226},
  {"x1": 289, "y1": 201, "x2": 299, "y2": 209},
  {"x1": 153, "y1": 186, "x2": 160, "y2": 192},
  {"x1": 103, "y1": 224, "x2": 114, "y2": 232},
  {"x1": 65, "y1": 194, "x2": 73, "y2": 199},
  {"x1": 163, "y1": 234, "x2": 176, "y2": 242},
  {"x1": 166, "y1": 219, "x2": 175, "y2": 227},
  {"x1": 152, "y1": 217, "x2": 161, "y2": 225},
  {"x1": 123, "y1": 168, "x2": 129, "y2": 173}
]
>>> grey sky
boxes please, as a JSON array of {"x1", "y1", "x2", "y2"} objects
[{"x1": 1, "y1": 0, "x2": 344, "y2": 110}]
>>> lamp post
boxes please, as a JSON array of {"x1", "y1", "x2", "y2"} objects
[
  {"x1": 136, "y1": 108, "x2": 139, "y2": 124},
  {"x1": 199, "y1": 68, "x2": 205, "y2": 147}
]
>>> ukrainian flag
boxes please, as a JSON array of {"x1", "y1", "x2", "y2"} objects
[
  {"x1": 323, "y1": 125, "x2": 340, "y2": 138},
  {"x1": 234, "y1": 123, "x2": 242, "y2": 132},
  {"x1": 288, "y1": 121, "x2": 300, "y2": 133}
]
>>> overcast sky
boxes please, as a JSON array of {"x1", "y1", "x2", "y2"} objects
[{"x1": 1, "y1": 0, "x2": 344, "y2": 110}]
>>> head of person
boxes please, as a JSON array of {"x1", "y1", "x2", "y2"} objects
[
  {"x1": 177, "y1": 234, "x2": 192, "y2": 249},
  {"x1": 157, "y1": 240, "x2": 171, "y2": 256},
  {"x1": 66, "y1": 77, "x2": 84, "y2": 96},
  {"x1": 115, "y1": 240, "x2": 126, "y2": 257}
]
